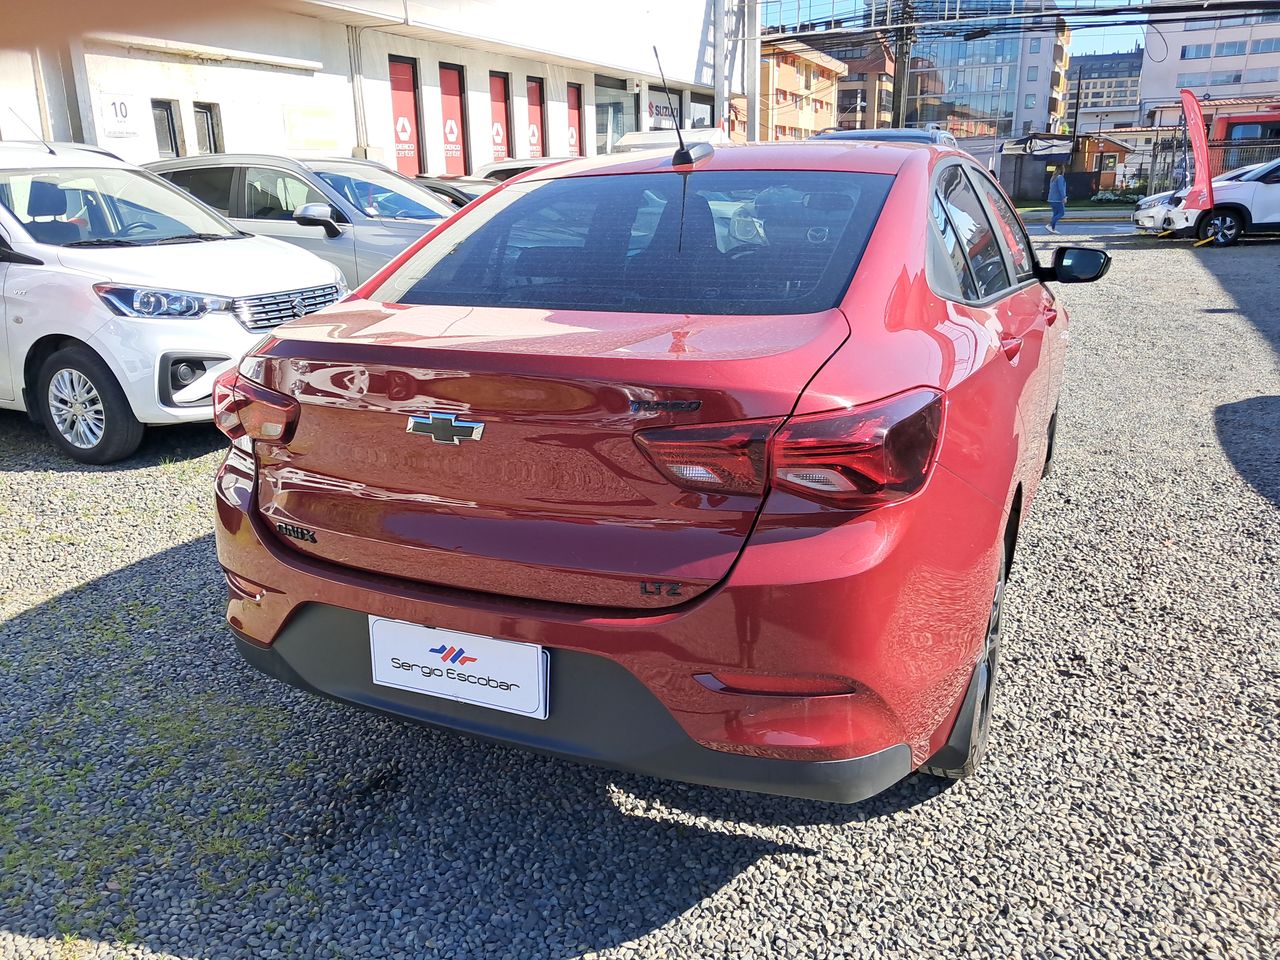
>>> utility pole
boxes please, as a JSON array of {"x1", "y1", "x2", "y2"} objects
[
  {"x1": 890, "y1": 1, "x2": 914, "y2": 128},
  {"x1": 1070, "y1": 64, "x2": 1083, "y2": 135},
  {"x1": 745, "y1": 0, "x2": 760, "y2": 141},
  {"x1": 713, "y1": 0, "x2": 727, "y2": 133}
]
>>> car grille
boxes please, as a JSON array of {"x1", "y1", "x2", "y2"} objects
[{"x1": 232, "y1": 284, "x2": 342, "y2": 331}]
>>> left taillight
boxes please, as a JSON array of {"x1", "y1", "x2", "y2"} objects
[
  {"x1": 633, "y1": 387, "x2": 944, "y2": 510},
  {"x1": 212, "y1": 361, "x2": 298, "y2": 444}
]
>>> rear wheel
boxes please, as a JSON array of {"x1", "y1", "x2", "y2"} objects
[
  {"x1": 36, "y1": 346, "x2": 145, "y2": 464},
  {"x1": 1197, "y1": 208, "x2": 1244, "y2": 246},
  {"x1": 922, "y1": 547, "x2": 1005, "y2": 779}
]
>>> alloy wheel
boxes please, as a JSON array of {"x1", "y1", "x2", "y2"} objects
[
  {"x1": 1204, "y1": 212, "x2": 1241, "y2": 246},
  {"x1": 48, "y1": 368, "x2": 106, "y2": 449}
]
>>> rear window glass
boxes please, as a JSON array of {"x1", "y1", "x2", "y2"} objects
[{"x1": 370, "y1": 170, "x2": 893, "y2": 315}]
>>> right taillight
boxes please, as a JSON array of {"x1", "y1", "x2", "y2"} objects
[
  {"x1": 212, "y1": 360, "x2": 299, "y2": 445},
  {"x1": 772, "y1": 388, "x2": 945, "y2": 509}
]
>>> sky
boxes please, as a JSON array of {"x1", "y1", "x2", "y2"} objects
[{"x1": 1068, "y1": 22, "x2": 1145, "y2": 56}]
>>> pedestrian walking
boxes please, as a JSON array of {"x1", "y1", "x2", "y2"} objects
[{"x1": 1047, "y1": 170, "x2": 1068, "y2": 234}]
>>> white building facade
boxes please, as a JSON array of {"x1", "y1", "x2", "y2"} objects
[{"x1": 0, "y1": 1, "x2": 748, "y2": 172}]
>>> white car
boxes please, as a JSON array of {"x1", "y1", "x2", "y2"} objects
[
  {"x1": 0, "y1": 143, "x2": 344, "y2": 463},
  {"x1": 1164, "y1": 157, "x2": 1280, "y2": 245},
  {"x1": 1132, "y1": 162, "x2": 1265, "y2": 234}
]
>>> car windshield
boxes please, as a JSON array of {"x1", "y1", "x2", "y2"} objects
[
  {"x1": 312, "y1": 163, "x2": 454, "y2": 221},
  {"x1": 1240, "y1": 159, "x2": 1280, "y2": 182},
  {"x1": 369, "y1": 170, "x2": 893, "y2": 316},
  {"x1": 0, "y1": 166, "x2": 239, "y2": 246},
  {"x1": 1217, "y1": 163, "x2": 1261, "y2": 181}
]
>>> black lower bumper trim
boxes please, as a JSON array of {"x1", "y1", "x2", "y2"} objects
[{"x1": 231, "y1": 604, "x2": 913, "y2": 804}]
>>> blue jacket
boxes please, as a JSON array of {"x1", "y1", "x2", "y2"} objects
[{"x1": 1048, "y1": 175, "x2": 1068, "y2": 203}]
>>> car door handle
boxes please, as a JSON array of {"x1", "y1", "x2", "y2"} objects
[{"x1": 1000, "y1": 336, "x2": 1023, "y2": 361}]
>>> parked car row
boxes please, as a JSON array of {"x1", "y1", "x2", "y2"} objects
[{"x1": 1133, "y1": 156, "x2": 1280, "y2": 245}]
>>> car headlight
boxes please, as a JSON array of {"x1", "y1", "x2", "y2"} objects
[
  {"x1": 95, "y1": 283, "x2": 233, "y2": 319},
  {"x1": 1136, "y1": 197, "x2": 1161, "y2": 210}
]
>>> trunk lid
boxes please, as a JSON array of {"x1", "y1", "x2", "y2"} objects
[{"x1": 253, "y1": 298, "x2": 848, "y2": 609}]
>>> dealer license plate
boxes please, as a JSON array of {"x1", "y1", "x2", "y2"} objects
[{"x1": 369, "y1": 616, "x2": 549, "y2": 720}]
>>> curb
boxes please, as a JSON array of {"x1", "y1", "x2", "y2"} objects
[{"x1": 1019, "y1": 211, "x2": 1134, "y2": 223}]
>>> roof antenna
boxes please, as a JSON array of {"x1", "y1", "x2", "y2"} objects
[
  {"x1": 652, "y1": 46, "x2": 710, "y2": 166},
  {"x1": 7, "y1": 108, "x2": 56, "y2": 155}
]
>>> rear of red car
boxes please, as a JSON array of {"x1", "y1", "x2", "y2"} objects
[{"x1": 213, "y1": 146, "x2": 1014, "y2": 802}]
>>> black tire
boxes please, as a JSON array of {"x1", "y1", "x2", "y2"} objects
[
  {"x1": 922, "y1": 545, "x2": 1005, "y2": 779},
  {"x1": 1197, "y1": 207, "x2": 1245, "y2": 246},
  {"x1": 1042, "y1": 405, "x2": 1058, "y2": 478},
  {"x1": 35, "y1": 346, "x2": 145, "y2": 464}
]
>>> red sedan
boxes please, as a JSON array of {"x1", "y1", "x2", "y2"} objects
[{"x1": 212, "y1": 141, "x2": 1109, "y2": 803}]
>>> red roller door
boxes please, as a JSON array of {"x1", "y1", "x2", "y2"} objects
[
  {"x1": 439, "y1": 64, "x2": 468, "y2": 175},
  {"x1": 567, "y1": 83, "x2": 583, "y2": 157},
  {"x1": 527, "y1": 78, "x2": 545, "y2": 159},
  {"x1": 389, "y1": 58, "x2": 422, "y2": 176},
  {"x1": 489, "y1": 73, "x2": 511, "y2": 162}
]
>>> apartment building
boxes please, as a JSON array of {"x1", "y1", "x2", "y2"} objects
[
  {"x1": 1066, "y1": 46, "x2": 1144, "y2": 132},
  {"x1": 828, "y1": 36, "x2": 895, "y2": 130},
  {"x1": 751, "y1": 39, "x2": 846, "y2": 140},
  {"x1": 1141, "y1": 12, "x2": 1280, "y2": 123},
  {"x1": 0, "y1": 1, "x2": 747, "y2": 171}
]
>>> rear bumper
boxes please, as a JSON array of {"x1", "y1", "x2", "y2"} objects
[
  {"x1": 231, "y1": 604, "x2": 912, "y2": 803},
  {"x1": 216, "y1": 434, "x2": 1008, "y2": 801}
]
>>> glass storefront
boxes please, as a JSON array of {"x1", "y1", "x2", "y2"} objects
[{"x1": 595, "y1": 75, "x2": 638, "y2": 154}]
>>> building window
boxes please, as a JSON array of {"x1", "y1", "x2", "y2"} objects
[
  {"x1": 1176, "y1": 72, "x2": 1209, "y2": 87},
  {"x1": 1244, "y1": 66, "x2": 1280, "y2": 84},
  {"x1": 1026, "y1": 65, "x2": 1038, "y2": 81},
  {"x1": 847, "y1": 73, "x2": 867, "y2": 81},
  {"x1": 774, "y1": 125, "x2": 786, "y2": 139},
  {"x1": 1181, "y1": 44, "x2": 1211, "y2": 59},
  {"x1": 1215, "y1": 41, "x2": 1247, "y2": 57},
  {"x1": 1029, "y1": 38, "x2": 1041, "y2": 53},
  {"x1": 151, "y1": 99, "x2": 181, "y2": 158},
  {"x1": 1252, "y1": 38, "x2": 1280, "y2": 54},
  {"x1": 1210, "y1": 70, "x2": 1243, "y2": 85},
  {"x1": 878, "y1": 73, "x2": 892, "y2": 82},
  {"x1": 193, "y1": 102, "x2": 222, "y2": 154},
  {"x1": 1024, "y1": 94, "x2": 1036, "y2": 109}
]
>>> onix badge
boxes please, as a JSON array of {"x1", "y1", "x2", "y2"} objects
[{"x1": 406, "y1": 413, "x2": 485, "y2": 445}]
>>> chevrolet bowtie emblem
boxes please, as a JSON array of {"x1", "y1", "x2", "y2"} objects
[{"x1": 406, "y1": 413, "x2": 485, "y2": 444}]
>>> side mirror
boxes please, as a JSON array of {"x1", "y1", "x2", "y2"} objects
[
  {"x1": 293, "y1": 203, "x2": 342, "y2": 239},
  {"x1": 1037, "y1": 246, "x2": 1111, "y2": 284}
]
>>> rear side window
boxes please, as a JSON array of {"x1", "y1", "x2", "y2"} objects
[
  {"x1": 969, "y1": 170, "x2": 1035, "y2": 281},
  {"x1": 164, "y1": 166, "x2": 235, "y2": 216},
  {"x1": 936, "y1": 165, "x2": 1010, "y2": 300},
  {"x1": 371, "y1": 170, "x2": 893, "y2": 315},
  {"x1": 929, "y1": 191, "x2": 978, "y2": 302}
]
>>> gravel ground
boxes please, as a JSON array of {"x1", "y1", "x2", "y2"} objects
[{"x1": 1, "y1": 233, "x2": 1277, "y2": 960}]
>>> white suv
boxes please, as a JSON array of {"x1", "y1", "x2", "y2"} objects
[
  {"x1": 0, "y1": 143, "x2": 344, "y2": 462},
  {"x1": 1164, "y1": 156, "x2": 1280, "y2": 246}
]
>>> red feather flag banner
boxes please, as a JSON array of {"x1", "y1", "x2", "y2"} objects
[{"x1": 1179, "y1": 89, "x2": 1215, "y2": 212}]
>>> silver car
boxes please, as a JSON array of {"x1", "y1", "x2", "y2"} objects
[{"x1": 148, "y1": 154, "x2": 456, "y2": 286}]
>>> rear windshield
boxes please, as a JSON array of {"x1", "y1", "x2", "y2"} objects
[{"x1": 369, "y1": 170, "x2": 893, "y2": 315}]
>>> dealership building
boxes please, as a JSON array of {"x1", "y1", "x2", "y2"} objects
[{"x1": 0, "y1": 1, "x2": 750, "y2": 174}]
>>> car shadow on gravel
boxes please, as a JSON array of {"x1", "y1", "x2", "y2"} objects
[
  {"x1": 1, "y1": 536, "x2": 933, "y2": 958},
  {"x1": 0, "y1": 410, "x2": 224, "y2": 473},
  {"x1": 1214, "y1": 396, "x2": 1280, "y2": 508}
]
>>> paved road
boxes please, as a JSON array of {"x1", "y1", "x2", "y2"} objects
[
  {"x1": 1027, "y1": 220, "x2": 1137, "y2": 237},
  {"x1": 1, "y1": 233, "x2": 1277, "y2": 959}
]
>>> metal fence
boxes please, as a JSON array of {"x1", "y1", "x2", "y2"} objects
[{"x1": 1147, "y1": 137, "x2": 1280, "y2": 195}]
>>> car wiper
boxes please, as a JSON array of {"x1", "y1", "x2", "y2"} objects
[
  {"x1": 65, "y1": 238, "x2": 143, "y2": 247},
  {"x1": 151, "y1": 233, "x2": 240, "y2": 245}
]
